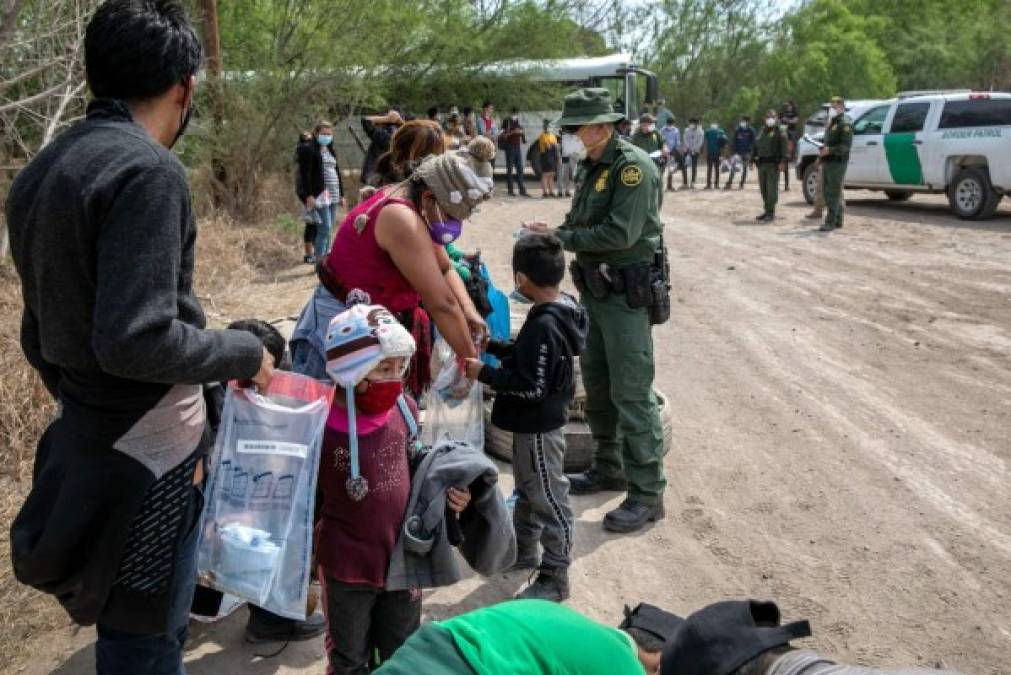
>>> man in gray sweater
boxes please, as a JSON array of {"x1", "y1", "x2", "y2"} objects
[{"x1": 6, "y1": 1, "x2": 272, "y2": 673}]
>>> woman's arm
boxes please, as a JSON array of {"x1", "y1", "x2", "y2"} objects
[{"x1": 375, "y1": 206, "x2": 478, "y2": 359}]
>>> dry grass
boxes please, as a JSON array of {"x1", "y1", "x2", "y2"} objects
[{"x1": 0, "y1": 200, "x2": 299, "y2": 671}]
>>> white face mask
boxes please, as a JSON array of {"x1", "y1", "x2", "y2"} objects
[
  {"x1": 642, "y1": 124, "x2": 655, "y2": 133},
  {"x1": 710, "y1": 123, "x2": 718, "y2": 130},
  {"x1": 827, "y1": 108, "x2": 839, "y2": 120},
  {"x1": 766, "y1": 117, "x2": 777, "y2": 127},
  {"x1": 562, "y1": 133, "x2": 585, "y2": 160},
  {"x1": 689, "y1": 124, "x2": 697, "y2": 130},
  {"x1": 739, "y1": 121, "x2": 748, "y2": 129}
]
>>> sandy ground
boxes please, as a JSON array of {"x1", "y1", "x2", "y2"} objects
[{"x1": 21, "y1": 177, "x2": 1011, "y2": 674}]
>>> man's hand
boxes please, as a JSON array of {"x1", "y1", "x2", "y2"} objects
[
  {"x1": 250, "y1": 347, "x2": 274, "y2": 391},
  {"x1": 818, "y1": 146, "x2": 829, "y2": 157},
  {"x1": 447, "y1": 486, "x2": 472, "y2": 514},
  {"x1": 305, "y1": 196, "x2": 316, "y2": 210},
  {"x1": 463, "y1": 357, "x2": 485, "y2": 380}
]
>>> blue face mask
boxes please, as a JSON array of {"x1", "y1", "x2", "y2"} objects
[{"x1": 317, "y1": 134, "x2": 332, "y2": 146}]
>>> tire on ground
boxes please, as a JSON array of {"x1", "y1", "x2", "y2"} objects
[
  {"x1": 484, "y1": 389, "x2": 674, "y2": 473},
  {"x1": 948, "y1": 166, "x2": 1001, "y2": 220},
  {"x1": 802, "y1": 162, "x2": 818, "y2": 205}
]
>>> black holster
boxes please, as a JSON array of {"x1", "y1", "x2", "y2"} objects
[
  {"x1": 621, "y1": 262, "x2": 653, "y2": 309},
  {"x1": 570, "y1": 259, "x2": 610, "y2": 299},
  {"x1": 648, "y1": 240, "x2": 672, "y2": 325}
]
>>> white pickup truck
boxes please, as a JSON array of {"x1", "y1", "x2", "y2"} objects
[{"x1": 796, "y1": 92, "x2": 1011, "y2": 220}]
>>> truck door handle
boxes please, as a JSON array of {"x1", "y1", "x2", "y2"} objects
[
  {"x1": 912, "y1": 140, "x2": 923, "y2": 145},
  {"x1": 866, "y1": 141, "x2": 878, "y2": 146}
]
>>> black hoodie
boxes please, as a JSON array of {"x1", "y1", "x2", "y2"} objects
[{"x1": 478, "y1": 293, "x2": 588, "y2": 434}]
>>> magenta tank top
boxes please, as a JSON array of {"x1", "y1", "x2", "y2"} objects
[{"x1": 325, "y1": 190, "x2": 422, "y2": 313}]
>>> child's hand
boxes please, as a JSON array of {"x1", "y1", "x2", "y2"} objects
[
  {"x1": 463, "y1": 358, "x2": 484, "y2": 380},
  {"x1": 447, "y1": 486, "x2": 472, "y2": 514}
]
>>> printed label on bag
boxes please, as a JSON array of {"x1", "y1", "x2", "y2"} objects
[{"x1": 237, "y1": 439, "x2": 309, "y2": 459}]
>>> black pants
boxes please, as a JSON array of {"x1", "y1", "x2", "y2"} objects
[
  {"x1": 726, "y1": 153, "x2": 750, "y2": 187},
  {"x1": 705, "y1": 155, "x2": 721, "y2": 188},
  {"x1": 682, "y1": 153, "x2": 698, "y2": 185},
  {"x1": 322, "y1": 575, "x2": 421, "y2": 674}
]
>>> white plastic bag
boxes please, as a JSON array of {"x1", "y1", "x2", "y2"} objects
[
  {"x1": 196, "y1": 371, "x2": 333, "y2": 620},
  {"x1": 421, "y1": 337, "x2": 484, "y2": 450}
]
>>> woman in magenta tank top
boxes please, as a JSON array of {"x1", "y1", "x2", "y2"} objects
[{"x1": 299, "y1": 137, "x2": 497, "y2": 395}]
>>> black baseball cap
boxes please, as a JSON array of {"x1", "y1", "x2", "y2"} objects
[
  {"x1": 619, "y1": 603, "x2": 684, "y2": 645},
  {"x1": 661, "y1": 600, "x2": 811, "y2": 675}
]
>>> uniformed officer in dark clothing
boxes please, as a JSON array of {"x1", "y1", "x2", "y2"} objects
[
  {"x1": 630, "y1": 113, "x2": 668, "y2": 207},
  {"x1": 818, "y1": 97, "x2": 853, "y2": 232},
  {"x1": 524, "y1": 88, "x2": 666, "y2": 534},
  {"x1": 754, "y1": 109, "x2": 789, "y2": 222}
]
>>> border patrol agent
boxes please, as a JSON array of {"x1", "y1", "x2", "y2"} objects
[
  {"x1": 818, "y1": 96, "x2": 853, "y2": 232},
  {"x1": 524, "y1": 88, "x2": 667, "y2": 534},
  {"x1": 754, "y1": 108, "x2": 789, "y2": 222},
  {"x1": 631, "y1": 113, "x2": 668, "y2": 208}
]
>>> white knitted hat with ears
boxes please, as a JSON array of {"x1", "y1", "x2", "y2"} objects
[{"x1": 413, "y1": 136, "x2": 495, "y2": 221}]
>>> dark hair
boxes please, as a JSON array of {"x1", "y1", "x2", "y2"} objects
[
  {"x1": 624, "y1": 627, "x2": 665, "y2": 654},
  {"x1": 85, "y1": 0, "x2": 202, "y2": 101},
  {"x1": 373, "y1": 120, "x2": 446, "y2": 186},
  {"x1": 227, "y1": 319, "x2": 285, "y2": 368},
  {"x1": 482, "y1": 100, "x2": 493, "y2": 110},
  {"x1": 689, "y1": 117, "x2": 699, "y2": 123},
  {"x1": 462, "y1": 106, "x2": 473, "y2": 116},
  {"x1": 510, "y1": 106, "x2": 520, "y2": 114},
  {"x1": 512, "y1": 233, "x2": 565, "y2": 287},
  {"x1": 427, "y1": 106, "x2": 439, "y2": 119}
]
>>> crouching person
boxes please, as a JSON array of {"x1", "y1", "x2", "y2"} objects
[
  {"x1": 375, "y1": 599, "x2": 677, "y2": 674},
  {"x1": 661, "y1": 599, "x2": 964, "y2": 675},
  {"x1": 465, "y1": 233, "x2": 587, "y2": 602}
]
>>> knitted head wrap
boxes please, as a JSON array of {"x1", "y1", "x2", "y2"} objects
[{"x1": 413, "y1": 136, "x2": 495, "y2": 221}]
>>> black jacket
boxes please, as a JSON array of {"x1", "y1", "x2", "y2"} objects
[
  {"x1": 478, "y1": 294, "x2": 588, "y2": 433},
  {"x1": 295, "y1": 139, "x2": 343, "y2": 202},
  {"x1": 361, "y1": 117, "x2": 397, "y2": 183}
]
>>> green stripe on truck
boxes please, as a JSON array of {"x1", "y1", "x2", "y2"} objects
[{"x1": 884, "y1": 132, "x2": 924, "y2": 185}]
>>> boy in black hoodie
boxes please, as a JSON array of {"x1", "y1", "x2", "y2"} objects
[{"x1": 465, "y1": 233, "x2": 588, "y2": 602}]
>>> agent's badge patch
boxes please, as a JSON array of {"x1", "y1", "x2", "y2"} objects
[
  {"x1": 620, "y1": 165, "x2": 643, "y2": 187},
  {"x1": 594, "y1": 169, "x2": 609, "y2": 192}
]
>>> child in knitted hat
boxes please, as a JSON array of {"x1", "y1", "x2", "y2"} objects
[{"x1": 316, "y1": 296, "x2": 471, "y2": 673}]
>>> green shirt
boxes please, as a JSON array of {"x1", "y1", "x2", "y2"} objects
[
  {"x1": 439, "y1": 600, "x2": 645, "y2": 675},
  {"x1": 754, "y1": 125, "x2": 789, "y2": 161},
  {"x1": 557, "y1": 134, "x2": 662, "y2": 267},
  {"x1": 824, "y1": 113, "x2": 853, "y2": 159},
  {"x1": 630, "y1": 129, "x2": 665, "y2": 154}
]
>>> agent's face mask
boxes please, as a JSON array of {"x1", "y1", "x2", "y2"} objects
[
  {"x1": 423, "y1": 198, "x2": 463, "y2": 245},
  {"x1": 562, "y1": 132, "x2": 586, "y2": 160},
  {"x1": 766, "y1": 117, "x2": 777, "y2": 127},
  {"x1": 317, "y1": 134, "x2": 333, "y2": 146}
]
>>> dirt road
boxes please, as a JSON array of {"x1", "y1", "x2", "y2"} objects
[{"x1": 30, "y1": 181, "x2": 1010, "y2": 674}]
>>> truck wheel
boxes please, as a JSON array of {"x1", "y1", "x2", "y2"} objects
[
  {"x1": 801, "y1": 162, "x2": 818, "y2": 205},
  {"x1": 948, "y1": 167, "x2": 1000, "y2": 220},
  {"x1": 884, "y1": 190, "x2": 912, "y2": 202}
]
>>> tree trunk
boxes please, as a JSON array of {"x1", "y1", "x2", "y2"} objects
[{"x1": 200, "y1": 0, "x2": 228, "y2": 206}]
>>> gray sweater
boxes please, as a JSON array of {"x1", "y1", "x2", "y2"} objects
[
  {"x1": 7, "y1": 99, "x2": 263, "y2": 398},
  {"x1": 386, "y1": 440, "x2": 517, "y2": 590},
  {"x1": 768, "y1": 651, "x2": 963, "y2": 675}
]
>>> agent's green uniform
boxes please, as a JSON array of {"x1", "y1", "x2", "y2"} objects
[
  {"x1": 556, "y1": 133, "x2": 666, "y2": 505},
  {"x1": 754, "y1": 124, "x2": 789, "y2": 217},
  {"x1": 822, "y1": 113, "x2": 853, "y2": 229},
  {"x1": 630, "y1": 128, "x2": 667, "y2": 207}
]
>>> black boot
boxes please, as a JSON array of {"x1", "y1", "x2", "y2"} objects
[
  {"x1": 245, "y1": 605, "x2": 327, "y2": 643},
  {"x1": 516, "y1": 566, "x2": 570, "y2": 602},
  {"x1": 603, "y1": 498, "x2": 665, "y2": 534},
  {"x1": 568, "y1": 468, "x2": 628, "y2": 496}
]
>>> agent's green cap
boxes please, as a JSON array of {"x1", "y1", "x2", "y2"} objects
[{"x1": 556, "y1": 88, "x2": 625, "y2": 129}]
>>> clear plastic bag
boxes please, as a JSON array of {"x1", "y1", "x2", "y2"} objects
[
  {"x1": 421, "y1": 337, "x2": 484, "y2": 450},
  {"x1": 196, "y1": 371, "x2": 334, "y2": 620}
]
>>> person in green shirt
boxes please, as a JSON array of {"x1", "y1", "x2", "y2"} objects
[
  {"x1": 630, "y1": 113, "x2": 669, "y2": 207},
  {"x1": 374, "y1": 600, "x2": 668, "y2": 675},
  {"x1": 817, "y1": 96, "x2": 853, "y2": 232},
  {"x1": 753, "y1": 109, "x2": 790, "y2": 222},
  {"x1": 523, "y1": 88, "x2": 666, "y2": 535}
]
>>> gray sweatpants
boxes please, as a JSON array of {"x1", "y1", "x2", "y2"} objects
[{"x1": 512, "y1": 429, "x2": 574, "y2": 569}]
